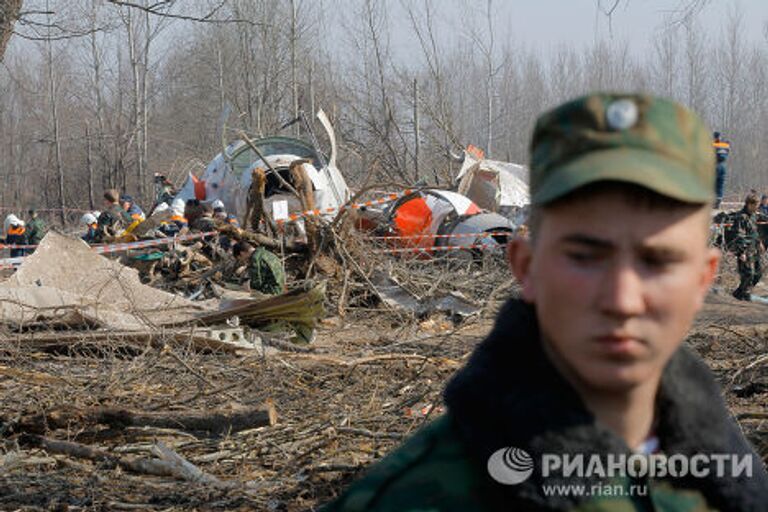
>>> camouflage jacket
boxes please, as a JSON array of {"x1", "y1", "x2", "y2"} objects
[
  {"x1": 96, "y1": 205, "x2": 132, "y2": 241},
  {"x1": 26, "y1": 217, "x2": 46, "y2": 245},
  {"x1": 248, "y1": 246, "x2": 285, "y2": 295},
  {"x1": 190, "y1": 216, "x2": 217, "y2": 233},
  {"x1": 325, "y1": 299, "x2": 768, "y2": 512},
  {"x1": 732, "y1": 208, "x2": 762, "y2": 257}
]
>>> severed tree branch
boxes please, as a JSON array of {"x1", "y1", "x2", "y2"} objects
[{"x1": 105, "y1": 0, "x2": 258, "y2": 25}]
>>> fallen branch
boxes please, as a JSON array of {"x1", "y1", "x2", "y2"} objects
[
  {"x1": 736, "y1": 411, "x2": 768, "y2": 421},
  {"x1": 22, "y1": 435, "x2": 170, "y2": 476},
  {"x1": 24, "y1": 435, "x2": 233, "y2": 487},
  {"x1": 10, "y1": 403, "x2": 278, "y2": 436},
  {"x1": 150, "y1": 441, "x2": 233, "y2": 488}
]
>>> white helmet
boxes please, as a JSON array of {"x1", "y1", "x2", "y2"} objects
[
  {"x1": 171, "y1": 197, "x2": 186, "y2": 216},
  {"x1": 211, "y1": 199, "x2": 225, "y2": 211},
  {"x1": 81, "y1": 213, "x2": 98, "y2": 226},
  {"x1": 4, "y1": 214, "x2": 22, "y2": 233}
]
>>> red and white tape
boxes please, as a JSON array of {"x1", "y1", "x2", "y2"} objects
[
  {"x1": 0, "y1": 231, "x2": 219, "y2": 268},
  {"x1": 90, "y1": 231, "x2": 218, "y2": 254},
  {"x1": 277, "y1": 189, "x2": 414, "y2": 224},
  {"x1": 366, "y1": 231, "x2": 512, "y2": 241},
  {"x1": 0, "y1": 207, "x2": 92, "y2": 214},
  {"x1": 373, "y1": 242, "x2": 507, "y2": 254}
]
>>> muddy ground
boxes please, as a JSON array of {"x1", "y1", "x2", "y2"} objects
[{"x1": 0, "y1": 254, "x2": 765, "y2": 511}]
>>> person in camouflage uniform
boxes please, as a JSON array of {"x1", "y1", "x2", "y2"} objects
[
  {"x1": 232, "y1": 240, "x2": 285, "y2": 296},
  {"x1": 152, "y1": 173, "x2": 176, "y2": 211},
  {"x1": 731, "y1": 193, "x2": 764, "y2": 301},
  {"x1": 96, "y1": 189, "x2": 133, "y2": 242},
  {"x1": 324, "y1": 94, "x2": 768, "y2": 511},
  {"x1": 25, "y1": 209, "x2": 46, "y2": 250}
]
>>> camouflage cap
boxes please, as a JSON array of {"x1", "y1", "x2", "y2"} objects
[{"x1": 529, "y1": 93, "x2": 715, "y2": 206}]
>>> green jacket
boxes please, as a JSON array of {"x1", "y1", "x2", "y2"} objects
[
  {"x1": 248, "y1": 246, "x2": 285, "y2": 295},
  {"x1": 732, "y1": 208, "x2": 761, "y2": 257},
  {"x1": 325, "y1": 299, "x2": 768, "y2": 512},
  {"x1": 26, "y1": 217, "x2": 46, "y2": 245}
]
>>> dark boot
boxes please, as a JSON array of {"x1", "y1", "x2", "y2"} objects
[{"x1": 733, "y1": 288, "x2": 751, "y2": 301}]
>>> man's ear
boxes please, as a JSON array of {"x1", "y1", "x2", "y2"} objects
[
  {"x1": 507, "y1": 236, "x2": 535, "y2": 302},
  {"x1": 694, "y1": 247, "x2": 721, "y2": 309}
]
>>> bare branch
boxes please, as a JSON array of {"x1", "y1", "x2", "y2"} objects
[{"x1": 105, "y1": 0, "x2": 257, "y2": 25}]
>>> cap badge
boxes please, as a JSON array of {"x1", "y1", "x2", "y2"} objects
[{"x1": 606, "y1": 99, "x2": 638, "y2": 131}]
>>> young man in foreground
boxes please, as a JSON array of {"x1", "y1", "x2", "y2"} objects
[{"x1": 324, "y1": 94, "x2": 768, "y2": 511}]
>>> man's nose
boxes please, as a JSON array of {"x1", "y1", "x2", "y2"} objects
[{"x1": 598, "y1": 263, "x2": 646, "y2": 317}]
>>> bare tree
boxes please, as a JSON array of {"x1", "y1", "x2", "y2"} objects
[{"x1": 0, "y1": 0, "x2": 23, "y2": 59}]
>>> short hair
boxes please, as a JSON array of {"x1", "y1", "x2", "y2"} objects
[
  {"x1": 232, "y1": 241, "x2": 254, "y2": 258},
  {"x1": 104, "y1": 189, "x2": 120, "y2": 203},
  {"x1": 527, "y1": 181, "x2": 706, "y2": 241},
  {"x1": 745, "y1": 193, "x2": 759, "y2": 205}
]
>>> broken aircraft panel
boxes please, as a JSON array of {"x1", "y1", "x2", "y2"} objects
[
  {"x1": 176, "y1": 110, "x2": 351, "y2": 221},
  {"x1": 456, "y1": 149, "x2": 530, "y2": 220},
  {"x1": 373, "y1": 189, "x2": 514, "y2": 255}
]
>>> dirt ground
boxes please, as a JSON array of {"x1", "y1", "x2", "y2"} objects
[{"x1": 0, "y1": 255, "x2": 765, "y2": 511}]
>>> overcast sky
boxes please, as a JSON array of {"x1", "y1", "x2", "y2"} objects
[{"x1": 328, "y1": 0, "x2": 768, "y2": 62}]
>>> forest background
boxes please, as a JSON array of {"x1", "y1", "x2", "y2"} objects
[{"x1": 1, "y1": 0, "x2": 767, "y2": 214}]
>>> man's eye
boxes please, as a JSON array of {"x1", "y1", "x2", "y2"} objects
[
  {"x1": 566, "y1": 252, "x2": 598, "y2": 263},
  {"x1": 642, "y1": 255, "x2": 674, "y2": 269}
]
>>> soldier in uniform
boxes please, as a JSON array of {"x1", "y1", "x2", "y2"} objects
[
  {"x1": 732, "y1": 193, "x2": 764, "y2": 301},
  {"x1": 324, "y1": 94, "x2": 768, "y2": 511},
  {"x1": 96, "y1": 189, "x2": 132, "y2": 242},
  {"x1": 232, "y1": 240, "x2": 285, "y2": 296},
  {"x1": 25, "y1": 209, "x2": 46, "y2": 249},
  {"x1": 189, "y1": 203, "x2": 217, "y2": 232}
]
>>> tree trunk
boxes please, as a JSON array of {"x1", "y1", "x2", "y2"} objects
[
  {"x1": 413, "y1": 78, "x2": 420, "y2": 181},
  {"x1": 0, "y1": 0, "x2": 22, "y2": 61},
  {"x1": 86, "y1": 124, "x2": 94, "y2": 210},
  {"x1": 290, "y1": 0, "x2": 299, "y2": 135},
  {"x1": 45, "y1": 4, "x2": 65, "y2": 226}
]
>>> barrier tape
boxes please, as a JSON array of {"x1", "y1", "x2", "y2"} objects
[
  {"x1": 0, "y1": 231, "x2": 219, "y2": 268},
  {"x1": 0, "y1": 207, "x2": 92, "y2": 213},
  {"x1": 90, "y1": 231, "x2": 218, "y2": 254},
  {"x1": 277, "y1": 189, "x2": 414, "y2": 224},
  {"x1": 712, "y1": 222, "x2": 768, "y2": 229},
  {"x1": 366, "y1": 231, "x2": 512, "y2": 241},
  {"x1": 0, "y1": 243, "x2": 39, "y2": 249},
  {"x1": 373, "y1": 242, "x2": 507, "y2": 254}
]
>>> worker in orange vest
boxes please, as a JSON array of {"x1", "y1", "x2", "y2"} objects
[
  {"x1": 712, "y1": 131, "x2": 731, "y2": 208},
  {"x1": 4, "y1": 214, "x2": 28, "y2": 258}
]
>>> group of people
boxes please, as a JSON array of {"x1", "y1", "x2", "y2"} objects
[
  {"x1": 76, "y1": 188, "x2": 285, "y2": 298},
  {"x1": 2, "y1": 210, "x2": 47, "y2": 257}
]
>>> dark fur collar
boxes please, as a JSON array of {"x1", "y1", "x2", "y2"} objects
[{"x1": 444, "y1": 298, "x2": 768, "y2": 511}]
